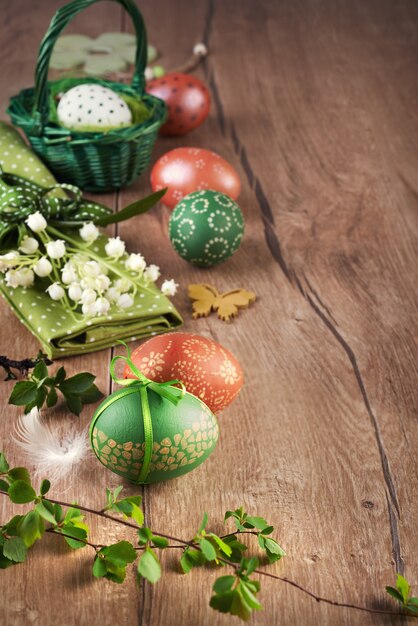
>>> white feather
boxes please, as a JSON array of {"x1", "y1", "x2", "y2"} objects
[{"x1": 14, "y1": 408, "x2": 89, "y2": 482}]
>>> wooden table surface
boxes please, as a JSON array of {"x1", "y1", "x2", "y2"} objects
[{"x1": 0, "y1": 1, "x2": 417, "y2": 625}]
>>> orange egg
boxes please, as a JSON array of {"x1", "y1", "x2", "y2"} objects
[
  {"x1": 150, "y1": 147, "x2": 241, "y2": 209},
  {"x1": 124, "y1": 332, "x2": 243, "y2": 413}
]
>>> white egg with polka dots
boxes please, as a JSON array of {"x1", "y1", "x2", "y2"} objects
[{"x1": 57, "y1": 83, "x2": 132, "y2": 130}]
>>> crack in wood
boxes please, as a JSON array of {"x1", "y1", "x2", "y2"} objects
[
  {"x1": 203, "y1": 0, "x2": 405, "y2": 601},
  {"x1": 302, "y1": 289, "x2": 401, "y2": 516},
  {"x1": 386, "y1": 493, "x2": 405, "y2": 575},
  {"x1": 302, "y1": 274, "x2": 339, "y2": 327}
]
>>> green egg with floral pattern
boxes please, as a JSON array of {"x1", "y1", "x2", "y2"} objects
[
  {"x1": 90, "y1": 386, "x2": 219, "y2": 484},
  {"x1": 168, "y1": 190, "x2": 245, "y2": 267}
]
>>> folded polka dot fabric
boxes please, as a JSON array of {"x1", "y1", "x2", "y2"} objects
[{"x1": 0, "y1": 122, "x2": 182, "y2": 358}]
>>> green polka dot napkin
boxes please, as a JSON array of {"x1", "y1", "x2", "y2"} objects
[{"x1": 0, "y1": 122, "x2": 182, "y2": 358}]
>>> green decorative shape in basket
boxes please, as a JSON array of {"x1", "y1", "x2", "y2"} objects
[{"x1": 7, "y1": 0, "x2": 166, "y2": 193}]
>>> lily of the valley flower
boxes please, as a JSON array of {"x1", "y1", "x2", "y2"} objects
[
  {"x1": 0, "y1": 252, "x2": 19, "y2": 272},
  {"x1": 144, "y1": 264, "x2": 160, "y2": 283},
  {"x1": 33, "y1": 257, "x2": 53, "y2": 278},
  {"x1": 81, "y1": 288, "x2": 97, "y2": 305},
  {"x1": 161, "y1": 279, "x2": 178, "y2": 297},
  {"x1": 81, "y1": 301, "x2": 96, "y2": 316},
  {"x1": 19, "y1": 237, "x2": 39, "y2": 254},
  {"x1": 46, "y1": 240, "x2": 66, "y2": 260},
  {"x1": 105, "y1": 236, "x2": 125, "y2": 259},
  {"x1": 125, "y1": 253, "x2": 146, "y2": 272},
  {"x1": 46, "y1": 282, "x2": 65, "y2": 301},
  {"x1": 117, "y1": 293, "x2": 134, "y2": 309},
  {"x1": 84, "y1": 260, "x2": 102, "y2": 277},
  {"x1": 68, "y1": 282, "x2": 83, "y2": 302},
  {"x1": 5, "y1": 268, "x2": 35, "y2": 288},
  {"x1": 61, "y1": 263, "x2": 78, "y2": 284},
  {"x1": 79, "y1": 222, "x2": 99, "y2": 244},
  {"x1": 26, "y1": 211, "x2": 47, "y2": 233},
  {"x1": 94, "y1": 297, "x2": 111, "y2": 316}
]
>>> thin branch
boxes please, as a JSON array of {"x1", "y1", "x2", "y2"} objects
[
  {"x1": 0, "y1": 354, "x2": 52, "y2": 380},
  {"x1": 0, "y1": 490, "x2": 415, "y2": 619},
  {"x1": 46, "y1": 527, "x2": 99, "y2": 551}
]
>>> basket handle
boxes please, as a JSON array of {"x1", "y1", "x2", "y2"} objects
[{"x1": 32, "y1": 0, "x2": 147, "y2": 132}]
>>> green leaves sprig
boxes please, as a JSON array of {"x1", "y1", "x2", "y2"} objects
[
  {"x1": 0, "y1": 452, "x2": 415, "y2": 622},
  {"x1": 386, "y1": 574, "x2": 418, "y2": 614},
  {"x1": 8, "y1": 359, "x2": 103, "y2": 416},
  {"x1": 224, "y1": 507, "x2": 286, "y2": 563},
  {"x1": 210, "y1": 558, "x2": 262, "y2": 622}
]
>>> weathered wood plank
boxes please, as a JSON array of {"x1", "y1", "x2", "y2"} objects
[{"x1": 0, "y1": 0, "x2": 416, "y2": 625}]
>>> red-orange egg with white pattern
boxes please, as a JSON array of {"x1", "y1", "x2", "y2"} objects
[
  {"x1": 150, "y1": 147, "x2": 241, "y2": 209},
  {"x1": 124, "y1": 332, "x2": 243, "y2": 413}
]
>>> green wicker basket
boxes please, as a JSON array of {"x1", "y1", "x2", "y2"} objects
[{"x1": 7, "y1": 0, "x2": 166, "y2": 192}]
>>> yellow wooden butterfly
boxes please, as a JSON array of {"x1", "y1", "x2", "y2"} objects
[{"x1": 188, "y1": 284, "x2": 256, "y2": 322}]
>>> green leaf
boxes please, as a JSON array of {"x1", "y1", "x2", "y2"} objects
[
  {"x1": 240, "y1": 581, "x2": 262, "y2": 610},
  {"x1": 54, "y1": 366, "x2": 66, "y2": 384},
  {"x1": 244, "y1": 557, "x2": 259, "y2": 576},
  {"x1": 60, "y1": 525, "x2": 87, "y2": 549},
  {"x1": 260, "y1": 525, "x2": 274, "y2": 535},
  {"x1": 386, "y1": 586, "x2": 403, "y2": 602},
  {"x1": 113, "y1": 496, "x2": 144, "y2": 526},
  {"x1": 0, "y1": 452, "x2": 9, "y2": 473},
  {"x1": 79, "y1": 384, "x2": 103, "y2": 404},
  {"x1": 198, "y1": 512, "x2": 209, "y2": 533},
  {"x1": 137, "y1": 547, "x2": 161, "y2": 583},
  {"x1": 210, "y1": 589, "x2": 236, "y2": 615},
  {"x1": 15, "y1": 510, "x2": 44, "y2": 547},
  {"x1": 180, "y1": 548, "x2": 204, "y2": 574},
  {"x1": 138, "y1": 527, "x2": 153, "y2": 545},
  {"x1": 396, "y1": 574, "x2": 411, "y2": 604},
  {"x1": 95, "y1": 541, "x2": 137, "y2": 584},
  {"x1": 151, "y1": 535, "x2": 168, "y2": 549},
  {"x1": 95, "y1": 189, "x2": 167, "y2": 227},
  {"x1": 258, "y1": 534, "x2": 285, "y2": 563},
  {"x1": 34, "y1": 386, "x2": 47, "y2": 411},
  {"x1": 213, "y1": 575, "x2": 236, "y2": 594},
  {"x1": 46, "y1": 387, "x2": 58, "y2": 408},
  {"x1": 407, "y1": 598, "x2": 418, "y2": 614},
  {"x1": 53, "y1": 504, "x2": 63, "y2": 523},
  {"x1": 8, "y1": 467, "x2": 31, "y2": 484},
  {"x1": 102, "y1": 541, "x2": 137, "y2": 566},
  {"x1": 2, "y1": 537, "x2": 27, "y2": 563},
  {"x1": 63, "y1": 506, "x2": 84, "y2": 524},
  {"x1": 112, "y1": 485, "x2": 123, "y2": 500},
  {"x1": 209, "y1": 533, "x2": 232, "y2": 557},
  {"x1": 62, "y1": 392, "x2": 83, "y2": 416},
  {"x1": 8, "y1": 381, "x2": 37, "y2": 406},
  {"x1": 0, "y1": 478, "x2": 9, "y2": 492},
  {"x1": 244, "y1": 516, "x2": 268, "y2": 530},
  {"x1": 222, "y1": 535, "x2": 247, "y2": 563},
  {"x1": 33, "y1": 360, "x2": 48, "y2": 381},
  {"x1": 35, "y1": 501, "x2": 57, "y2": 525},
  {"x1": 199, "y1": 537, "x2": 217, "y2": 561},
  {"x1": 93, "y1": 556, "x2": 107, "y2": 578},
  {"x1": 40, "y1": 479, "x2": 51, "y2": 496},
  {"x1": 8, "y1": 480, "x2": 37, "y2": 504},
  {"x1": 59, "y1": 373, "x2": 96, "y2": 394},
  {"x1": 0, "y1": 548, "x2": 14, "y2": 569}
]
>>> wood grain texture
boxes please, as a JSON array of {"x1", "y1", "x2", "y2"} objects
[{"x1": 0, "y1": 0, "x2": 417, "y2": 625}]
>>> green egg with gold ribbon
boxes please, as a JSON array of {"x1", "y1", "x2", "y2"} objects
[{"x1": 89, "y1": 344, "x2": 219, "y2": 484}]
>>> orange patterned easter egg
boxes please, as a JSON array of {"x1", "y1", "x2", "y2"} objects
[{"x1": 124, "y1": 332, "x2": 243, "y2": 413}]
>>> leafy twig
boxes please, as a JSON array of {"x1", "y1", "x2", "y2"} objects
[
  {"x1": 0, "y1": 454, "x2": 416, "y2": 621},
  {"x1": 8, "y1": 361, "x2": 103, "y2": 416},
  {"x1": 0, "y1": 352, "x2": 52, "y2": 381}
]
